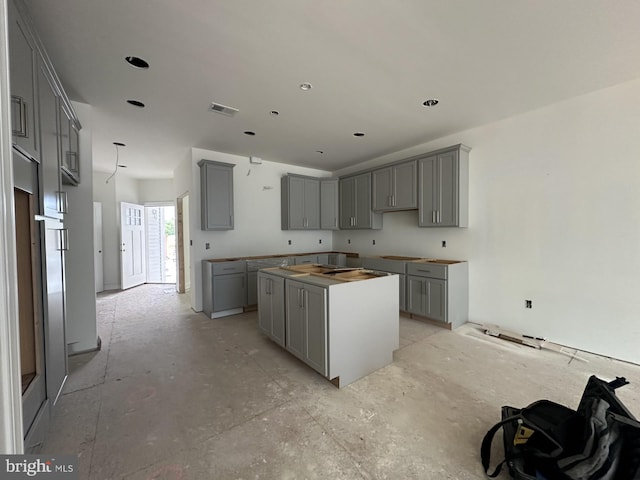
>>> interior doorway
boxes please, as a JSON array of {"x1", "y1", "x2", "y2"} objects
[{"x1": 145, "y1": 204, "x2": 176, "y2": 284}]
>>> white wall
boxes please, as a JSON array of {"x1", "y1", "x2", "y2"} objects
[
  {"x1": 333, "y1": 77, "x2": 640, "y2": 365},
  {"x1": 64, "y1": 101, "x2": 98, "y2": 353},
  {"x1": 93, "y1": 172, "x2": 118, "y2": 289},
  {"x1": 176, "y1": 148, "x2": 334, "y2": 312},
  {"x1": 138, "y1": 179, "x2": 174, "y2": 203}
]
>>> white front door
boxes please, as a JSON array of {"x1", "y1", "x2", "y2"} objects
[
  {"x1": 93, "y1": 202, "x2": 104, "y2": 293},
  {"x1": 120, "y1": 202, "x2": 146, "y2": 290}
]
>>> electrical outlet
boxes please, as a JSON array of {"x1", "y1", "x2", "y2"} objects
[
  {"x1": 442, "y1": 240, "x2": 447, "y2": 248},
  {"x1": 319, "y1": 239, "x2": 322, "y2": 244},
  {"x1": 372, "y1": 239, "x2": 376, "y2": 245},
  {"x1": 525, "y1": 300, "x2": 532, "y2": 309},
  {"x1": 348, "y1": 239, "x2": 351, "y2": 244},
  {"x1": 205, "y1": 242, "x2": 210, "y2": 250},
  {"x1": 288, "y1": 240, "x2": 292, "y2": 245}
]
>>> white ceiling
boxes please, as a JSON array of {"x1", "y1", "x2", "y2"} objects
[{"x1": 22, "y1": 0, "x2": 640, "y2": 179}]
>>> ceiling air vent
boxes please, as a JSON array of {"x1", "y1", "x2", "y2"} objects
[{"x1": 209, "y1": 102, "x2": 239, "y2": 117}]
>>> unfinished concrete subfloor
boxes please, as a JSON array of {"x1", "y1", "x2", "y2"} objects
[{"x1": 42, "y1": 284, "x2": 640, "y2": 479}]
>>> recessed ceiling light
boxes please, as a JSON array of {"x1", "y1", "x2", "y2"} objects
[
  {"x1": 113, "y1": 142, "x2": 126, "y2": 147},
  {"x1": 422, "y1": 99, "x2": 439, "y2": 107},
  {"x1": 125, "y1": 56, "x2": 149, "y2": 69},
  {"x1": 299, "y1": 83, "x2": 312, "y2": 91},
  {"x1": 118, "y1": 164, "x2": 128, "y2": 168},
  {"x1": 126, "y1": 100, "x2": 145, "y2": 108},
  {"x1": 270, "y1": 110, "x2": 280, "y2": 116},
  {"x1": 353, "y1": 132, "x2": 365, "y2": 137},
  {"x1": 244, "y1": 131, "x2": 256, "y2": 136}
]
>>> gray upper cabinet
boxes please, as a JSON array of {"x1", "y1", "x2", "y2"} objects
[
  {"x1": 281, "y1": 175, "x2": 320, "y2": 230},
  {"x1": 372, "y1": 161, "x2": 417, "y2": 212},
  {"x1": 418, "y1": 145, "x2": 470, "y2": 227},
  {"x1": 339, "y1": 172, "x2": 382, "y2": 230},
  {"x1": 198, "y1": 159, "x2": 235, "y2": 230},
  {"x1": 8, "y1": 0, "x2": 39, "y2": 161},
  {"x1": 60, "y1": 103, "x2": 80, "y2": 185},
  {"x1": 320, "y1": 179, "x2": 339, "y2": 230},
  {"x1": 37, "y1": 60, "x2": 63, "y2": 219}
]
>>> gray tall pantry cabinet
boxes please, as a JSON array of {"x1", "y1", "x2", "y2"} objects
[
  {"x1": 8, "y1": 0, "x2": 80, "y2": 452},
  {"x1": 198, "y1": 159, "x2": 235, "y2": 230}
]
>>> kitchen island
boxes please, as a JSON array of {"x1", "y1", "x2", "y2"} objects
[{"x1": 258, "y1": 264, "x2": 399, "y2": 387}]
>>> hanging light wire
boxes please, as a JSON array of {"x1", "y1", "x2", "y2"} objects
[{"x1": 106, "y1": 142, "x2": 126, "y2": 183}]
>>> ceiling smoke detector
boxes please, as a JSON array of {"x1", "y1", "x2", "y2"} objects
[{"x1": 209, "y1": 102, "x2": 239, "y2": 117}]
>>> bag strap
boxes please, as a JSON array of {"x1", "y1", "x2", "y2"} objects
[{"x1": 481, "y1": 413, "x2": 522, "y2": 478}]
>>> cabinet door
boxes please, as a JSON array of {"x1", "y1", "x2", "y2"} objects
[
  {"x1": 418, "y1": 156, "x2": 438, "y2": 227},
  {"x1": 354, "y1": 173, "x2": 372, "y2": 228},
  {"x1": 285, "y1": 281, "x2": 305, "y2": 360},
  {"x1": 303, "y1": 178, "x2": 320, "y2": 229},
  {"x1": 287, "y1": 176, "x2": 306, "y2": 229},
  {"x1": 247, "y1": 271, "x2": 258, "y2": 305},
  {"x1": 8, "y1": 1, "x2": 39, "y2": 161},
  {"x1": 270, "y1": 276, "x2": 285, "y2": 347},
  {"x1": 320, "y1": 179, "x2": 339, "y2": 230},
  {"x1": 40, "y1": 218, "x2": 67, "y2": 405},
  {"x1": 257, "y1": 275, "x2": 271, "y2": 335},
  {"x1": 304, "y1": 284, "x2": 327, "y2": 376},
  {"x1": 37, "y1": 62, "x2": 63, "y2": 219},
  {"x1": 393, "y1": 161, "x2": 418, "y2": 210},
  {"x1": 213, "y1": 273, "x2": 245, "y2": 312},
  {"x1": 437, "y1": 151, "x2": 459, "y2": 227},
  {"x1": 339, "y1": 177, "x2": 355, "y2": 229},
  {"x1": 406, "y1": 275, "x2": 426, "y2": 316},
  {"x1": 399, "y1": 274, "x2": 406, "y2": 311},
  {"x1": 59, "y1": 104, "x2": 79, "y2": 185},
  {"x1": 199, "y1": 160, "x2": 234, "y2": 230},
  {"x1": 425, "y1": 278, "x2": 447, "y2": 323},
  {"x1": 372, "y1": 167, "x2": 392, "y2": 211}
]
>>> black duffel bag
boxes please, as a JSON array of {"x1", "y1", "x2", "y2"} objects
[{"x1": 481, "y1": 376, "x2": 640, "y2": 480}]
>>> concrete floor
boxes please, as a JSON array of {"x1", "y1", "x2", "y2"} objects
[{"x1": 42, "y1": 284, "x2": 640, "y2": 479}]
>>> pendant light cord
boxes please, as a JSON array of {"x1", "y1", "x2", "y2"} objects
[{"x1": 106, "y1": 143, "x2": 123, "y2": 183}]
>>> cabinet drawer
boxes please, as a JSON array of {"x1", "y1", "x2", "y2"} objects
[
  {"x1": 293, "y1": 255, "x2": 318, "y2": 265},
  {"x1": 407, "y1": 262, "x2": 447, "y2": 280},
  {"x1": 212, "y1": 261, "x2": 246, "y2": 275}
]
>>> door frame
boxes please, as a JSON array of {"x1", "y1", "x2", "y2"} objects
[
  {"x1": 0, "y1": 0, "x2": 26, "y2": 452},
  {"x1": 176, "y1": 195, "x2": 186, "y2": 293},
  {"x1": 143, "y1": 201, "x2": 176, "y2": 284}
]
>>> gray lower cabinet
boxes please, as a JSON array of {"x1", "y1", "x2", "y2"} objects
[
  {"x1": 406, "y1": 260, "x2": 468, "y2": 328},
  {"x1": 202, "y1": 260, "x2": 246, "y2": 317},
  {"x1": 372, "y1": 161, "x2": 417, "y2": 212},
  {"x1": 339, "y1": 172, "x2": 382, "y2": 230},
  {"x1": 320, "y1": 179, "x2": 339, "y2": 230},
  {"x1": 246, "y1": 257, "x2": 291, "y2": 306},
  {"x1": 407, "y1": 276, "x2": 446, "y2": 323},
  {"x1": 247, "y1": 270, "x2": 258, "y2": 305},
  {"x1": 285, "y1": 280, "x2": 327, "y2": 376},
  {"x1": 418, "y1": 145, "x2": 470, "y2": 227},
  {"x1": 293, "y1": 254, "x2": 318, "y2": 265},
  {"x1": 281, "y1": 175, "x2": 320, "y2": 230},
  {"x1": 257, "y1": 272, "x2": 285, "y2": 347},
  {"x1": 198, "y1": 159, "x2": 235, "y2": 230}
]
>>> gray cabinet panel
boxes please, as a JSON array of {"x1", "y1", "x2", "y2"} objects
[
  {"x1": 8, "y1": 0, "x2": 39, "y2": 161},
  {"x1": 339, "y1": 172, "x2": 382, "y2": 229},
  {"x1": 304, "y1": 284, "x2": 327, "y2": 375},
  {"x1": 426, "y1": 278, "x2": 446, "y2": 323},
  {"x1": 285, "y1": 281, "x2": 305, "y2": 360},
  {"x1": 213, "y1": 273, "x2": 245, "y2": 312},
  {"x1": 293, "y1": 255, "x2": 318, "y2": 265},
  {"x1": 257, "y1": 273, "x2": 285, "y2": 347},
  {"x1": 372, "y1": 161, "x2": 417, "y2": 212},
  {"x1": 41, "y1": 218, "x2": 67, "y2": 405},
  {"x1": 247, "y1": 271, "x2": 258, "y2": 305},
  {"x1": 418, "y1": 145, "x2": 469, "y2": 227},
  {"x1": 399, "y1": 273, "x2": 406, "y2": 311},
  {"x1": 320, "y1": 179, "x2": 339, "y2": 230},
  {"x1": 198, "y1": 160, "x2": 235, "y2": 230},
  {"x1": 407, "y1": 275, "x2": 426, "y2": 316},
  {"x1": 37, "y1": 62, "x2": 63, "y2": 219},
  {"x1": 281, "y1": 175, "x2": 320, "y2": 230}
]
